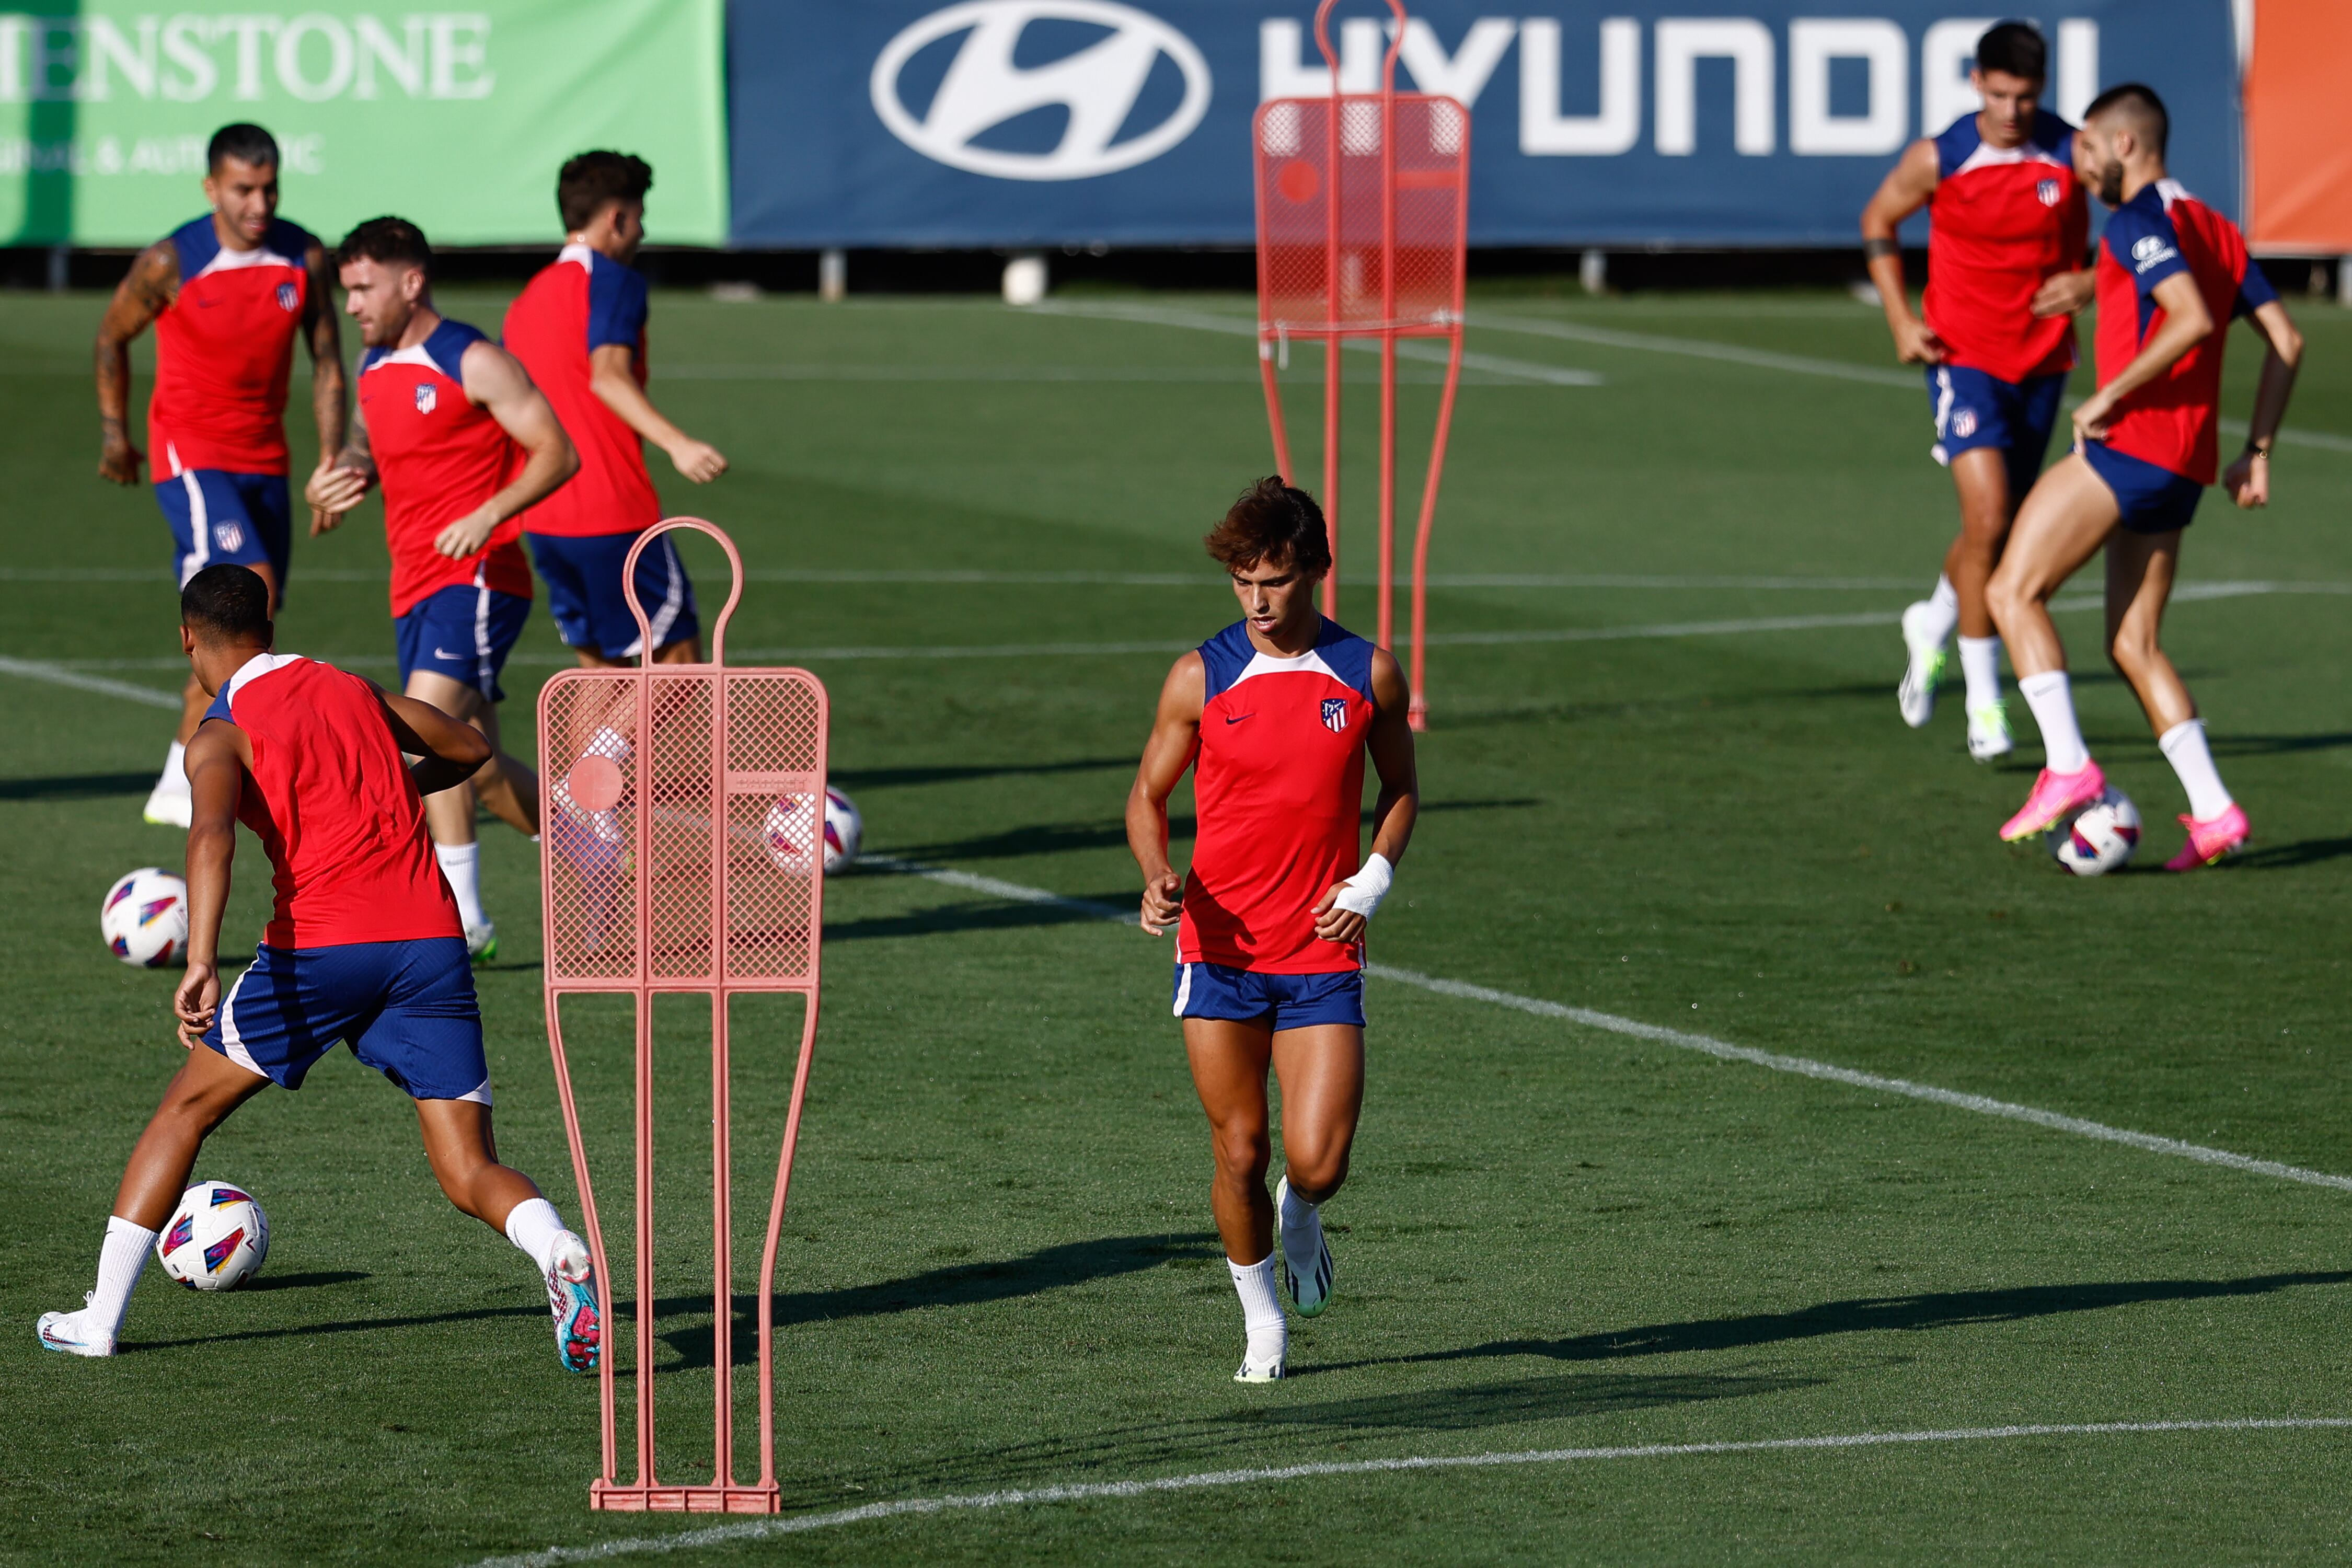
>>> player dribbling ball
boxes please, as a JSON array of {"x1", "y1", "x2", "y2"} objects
[{"x1": 1126, "y1": 478, "x2": 1418, "y2": 1382}]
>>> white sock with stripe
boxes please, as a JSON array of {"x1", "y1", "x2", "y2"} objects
[
  {"x1": 1227, "y1": 1254, "x2": 1286, "y2": 1369},
  {"x1": 2159, "y1": 719, "x2": 2234, "y2": 820},
  {"x1": 88, "y1": 1216, "x2": 158, "y2": 1339},
  {"x1": 435, "y1": 841, "x2": 487, "y2": 930}
]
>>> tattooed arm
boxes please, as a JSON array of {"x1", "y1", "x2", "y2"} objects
[
  {"x1": 94, "y1": 241, "x2": 179, "y2": 485},
  {"x1": 301, "y1": 238, "x2": 349, "y2": 533}
]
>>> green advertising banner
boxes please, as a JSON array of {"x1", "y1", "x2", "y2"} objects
[{"x1": 0, "y1": 0, "x2": 727, "y2": 247}]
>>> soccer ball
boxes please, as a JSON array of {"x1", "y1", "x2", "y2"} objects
[
  {"x1": 759, "y1": 787, "x2": 862, "y2": 875},
  {"x1": 2047, "y1": 788, "x2": 2141, "y2": 876},
  {"x1": 101, "y1": 868, "x2": 189, "y2": 967},
  {"x1": 156, "y1": 1180, "x2": 270, "y2": 1290}
]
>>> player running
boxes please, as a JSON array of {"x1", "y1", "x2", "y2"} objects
[
  {"x1": 1860, "y1": 22, "x2": 2091, "y2": 762},
  {"x1": 503, "y1": 151, "x2": 724, "y2": 671},
  {"x1": 94, "y1": 123, "x2": 344, "y2": 829},
  {"x1": 37, "y1": 566, "x2": 599, "y2": 1368},
  {"x1": 1986, "y1": 85, "x2": 2302, "y2": 868},
  {"x1": 306, "y1": 218, "x2": 579, "y2": 960},
  {"x1": 1126, "y1": 478, "x2": 1417, "y2": 1382}
]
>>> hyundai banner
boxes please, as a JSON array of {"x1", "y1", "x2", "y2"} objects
[
  {"x1": 0, "y1": 0, "x2": 728, "y2": 247},
  {"x1": 728, "y1": 0, "x2": 2240, "y2": 248}
]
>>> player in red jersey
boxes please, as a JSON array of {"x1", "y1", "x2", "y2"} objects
[
  {"x1": 1127, "y1": 479, "x2": 1418, "y2": 1382},
  {"x1": 504, "y1": 152, "x2": 725, "y2": 670},
  {"x1": 94, "y1": 123, "x2": 345, "y2": 831},
  {"x1": 1861, "y1": 23, "x2": 2091, "y2": 763},
  {"x1": 1987, "y1": 85, "x2": 2302, "y2": 868},
  {"x1": 37, "y1": 567, "x2": 599, "y2": 1368},
  {"x1": 306, "y1": 218, "x2": 579, "y2": 960}
]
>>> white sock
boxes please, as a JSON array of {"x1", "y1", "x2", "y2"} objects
[
  {"x1": 1957, "y1": 636, "x2": 2004, "y2": 710},
  {"x1": 586, "y1": 724, "x2": 631, "y2": 764},
  {"x1": 2017, "y1": 670, "x2": 2090, "y2": 774},
  {"x1": 89, "y1": 1216, "x2": 158, "y2": 1339},
  {"x1": 1227, "y1": 1254, "x2": 1287, "y2": 1368},
  {"x1": 2159, "y1": 719, "x2": 2233, "y2": 820},
  {"x1": 502, "y1": 1196, "x2": 570, "y2": 1276},
  {"x1": 435, "y1": 841, "x2": 487, "y2": 929},
  {"x1": 157, "y1": 741, "x2": 188, "y2": 792},
  {"x1": 1278, "y1": 1181, "x2": 1320, "y2": 1272},
  {"x1": 1911, "y1": 574, "x2": 1959, "y2": 647}
]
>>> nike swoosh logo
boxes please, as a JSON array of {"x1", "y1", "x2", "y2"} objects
[
  {"x1": 1225, "y1": 714, "x2": 1254, "y2": 725},
  {"x1": 432, "y1": 647, "x2": 465, "y2": 660}
]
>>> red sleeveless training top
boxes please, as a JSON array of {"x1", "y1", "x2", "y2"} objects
[{"x1": 202, "y1": 653, "x2": 462, "y2": 949}]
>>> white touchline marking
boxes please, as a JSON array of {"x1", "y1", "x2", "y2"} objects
[
  {"x1": 1030, "y1": 299, "x2": 1606, "y2": 387},
  {"x1": 859, "y1": 856, "x2": 2352, "y2": 1194},
  {"x1": 0, "y1": 654, "x2": 183, "y2": 710},
  {"x1": 465, "y1": 1417, "x2": 2352, "y2": 1566}
]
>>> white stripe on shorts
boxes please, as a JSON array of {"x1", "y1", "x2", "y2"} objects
[
  {"x1": 177, "y1": 469, "x2": 211, "y2": 587},
  {"x1": 1172, "y1": 963, "x2": 1193, "y2": 1018},
  {"x1": 457, "y1": 1077, "x2": 493, "y2": 1106},
  {"x1": 214, "y1": 965, "x2": 269, "y2": 1080},
  {"x1": 472, "y1": 562, "x2": 494, "y2": 693}
]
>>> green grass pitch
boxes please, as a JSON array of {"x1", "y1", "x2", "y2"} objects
[{"x1": 5, "y1": 279, "x2": 2352, "y2": 1564}]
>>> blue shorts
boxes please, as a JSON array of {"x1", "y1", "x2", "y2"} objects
[
  {"x1": 1173, "y1": 962, "x2": 1365, "y2": 1030},
  {"x1": 395, "y1": 581, "x2": 532, "y2": 702},
  {"x1": 157, "y1": 469, "x2": 291, "y2": 590},
  {"x1": 528, "y1": 531, "x2": 699, "y2": 661},
  {"x1": 2082, "y1": 441, "x2": 2205, "y2": 535},
  {"x1": 203, "y1": 938, "x2": 490, "y2": 1102},
  {"x1": 1927, "y1": 366, "x2": 2068, "y2": 501}
]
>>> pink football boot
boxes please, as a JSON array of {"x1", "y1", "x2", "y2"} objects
[
  {"x1": 1999, "y1": 760, "x2": 2107, "y2": 842},
  {"x1": 2164, "y1": 802, "x2": 2250, "y2": 871}
]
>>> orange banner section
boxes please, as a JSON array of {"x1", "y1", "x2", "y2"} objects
[{"x1": 2245, "y1": 0, "x2": 2352, "y2": 252}]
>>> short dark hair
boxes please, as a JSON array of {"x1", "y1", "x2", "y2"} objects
[
  {"x1": 558, "y1": 151, "x2": 653, "y2": 234},
  {"x1": 206, "y1": 122, "x2": 279, "y2": 172},
  {"x1": 1974, "y1": 21, "x2": 2047, "y2": 83},
  {"x1": 336, "y1": 216, "x2": 432, "y2": 277},
  {"x1": 181, "y1": 564, "x2": 272, "y2": 643},
  {"x1": 1204, "y1": 477, "x2": 1332, "y2": 578},
  {"x1": 2083, "y1": 83, "x2": 2170, "y2": 157}
]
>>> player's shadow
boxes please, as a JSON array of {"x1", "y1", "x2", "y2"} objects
[
  {"x1": 242, "y1": 1270, "x2": 369, "y2": 1292},
  {"x1": 879, "y1": 800, "x2": 1538, "y2": 868},
  {"x1": 824, "y1": 894, "x2": 1134, "y2": 943},
  {"x1": 2225, "y1": 837, "x2": 2352, "y2": 871},
  {"x1": 0, "y1": 770, "x2": 157, "y2": 801},
  {"x1": 649, "y1": 1232, "x2": 1221, "y2": 1371},
  {"x1": 817, "y1": 1368, "x2": 1818, "y2": 1504},
  {"x1": 1302, "y1": 1271, "x2": 2352, "y2": 1376}
]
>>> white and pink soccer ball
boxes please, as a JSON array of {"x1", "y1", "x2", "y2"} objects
[
  {"x1": 2047, "y1": 788, "x2": 2141, "y2": 876},
  {"x1": 760, "y1": 787, "x2": 862, "y2": 875},
  {"x1": 101, "y1": 868, "x2": 189, "y2": 967},
  {"x1": 157, "y1": 1180, "x2": 270, "y2": 1290}
]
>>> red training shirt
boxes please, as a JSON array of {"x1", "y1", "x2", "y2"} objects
[
  {"x1": 1922, "y1": 110, "x2": 2088, "y2": 384},
  {"x1": 148, "y1": 215, "x2": 316, "y2": 477},
  {"x1": 501, "y1": 245, "x2": 662, "y2": 538}
]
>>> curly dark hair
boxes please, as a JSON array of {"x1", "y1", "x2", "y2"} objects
[{"x1": 1204, "y1": 477, "x2": 1332, "y2": 578}]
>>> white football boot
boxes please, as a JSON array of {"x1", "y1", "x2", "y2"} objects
[
  {"x1": 37, "y1": 1295, "x2": 117, "y2": 1358},
  {"x1": 1896, "y1": 601, "x2": 1948, "y2": 730},
  {"x1": 1966, "y1": 699, "x2": 2015, "y2": 763},
  {"x1": 1275, "y1": 1176, "x2": 1334, "y2": 1319},
  {"x1": 1233, "y1": 1344, "x2": 1285, "y2": 1383},
  {"x1": 142, "y1": 782, "x2": 193, "y2": 828},
  {"x1": 465, "y1": 920, "x2": 498, "y2": 965}
]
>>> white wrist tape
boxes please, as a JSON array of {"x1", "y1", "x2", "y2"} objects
[{"x1": 1331, "y1": 853, "x2": 1394, "y2": 920}]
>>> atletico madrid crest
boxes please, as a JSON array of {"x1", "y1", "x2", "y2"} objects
[
  {"x1": 275, "y1": 281, "x2": 299, "y2": 312},
  {"x1": 415, "y1": 383, "x2": 437, "y2": 414},
  {"x1": 1321, "y1": 697, "x2": 1349, "y2": 733}
]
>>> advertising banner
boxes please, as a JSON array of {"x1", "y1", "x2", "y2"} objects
[
  {"x1": 728, "y1": 0, "x2": 2241, "y2": 248},
  {"x1": 2244, "y1": 0, "x2": 2352, "y2": 254},
  {"x1": 0, "y1": 0, "x2": 728, "y2": 247}
]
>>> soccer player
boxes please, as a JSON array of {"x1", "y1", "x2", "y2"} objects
[
  {"x1": 1860, "y1": 22, "x2": 2091, "y2": 761},
  {"x1": 94, "y1": 122, "x2": 344, "y2": 829},
  {"x1": 37, "y1": 566, "x2": 599, "y2": 1367},
  {"x1": 1986, "y1": 85, "x2": 2301, "y2": 867},
  {"x1": 1126, "y1": 478, "x2": 1417, "y2": 1382},
  {"x1": 306, "y1": 218, "x2": 579, "y2": 959},
  {"x1": 503, "y1": 151, "x2": 725, "y2": 671}
]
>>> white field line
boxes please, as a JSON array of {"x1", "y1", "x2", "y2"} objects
[
  {"x1": 861, "y1": 855, "x2": 2352, "y2": 1195},
  {"x1": 466, "y1": 1417, "x2": 2352, "y2": 1566},
  {"x1": 1029, "y1": 298, "x2": 1605, "y2": 387},
  {"x1": 1471, "y1": 310, "x2": 2352, "y2": 455},
  {"x1": 0, "y1": 654, "x2": 183, "y2": 709},
  {"x1": 15, "y1": 580, "x2": 2335, "y2": 683}
]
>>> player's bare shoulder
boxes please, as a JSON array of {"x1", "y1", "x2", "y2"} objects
[
  {"x1": 1157, "y1": 648, "x2": 1207, "y2": 721},
  {"x1": 105, "y1": 240, "x2": 181, "y2": 328},
  {"x1": 1367, "y1": 645, "x2": 1410, "y2": 713}
]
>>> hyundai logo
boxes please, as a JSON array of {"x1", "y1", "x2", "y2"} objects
[{"x1": 870, "y1": 0, "x2": 1212, "y2": 181}]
